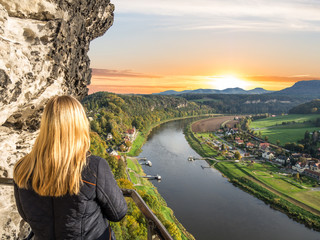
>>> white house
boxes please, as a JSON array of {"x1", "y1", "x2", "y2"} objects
[
  {"x1": 107, "y1": 133, "x2": 113, "y2": 141},
  {"x1": 262, "y1": 152, "x2": 274, "y2": 160}
]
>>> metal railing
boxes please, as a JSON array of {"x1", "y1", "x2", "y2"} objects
[{"x1": 0, "y1": 178, "x2": 173, "y2": 240}]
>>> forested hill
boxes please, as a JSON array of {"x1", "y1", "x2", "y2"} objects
[
  {"x1": 272, "y1": 80, "x2": 320, "y2": 98},
  {"x1": 82, "y1": 92, "x2": 214, "y2": 143},
  {"x1": 289, "y1": 99, "x2": 320, "y2": 114},
  {"x1": 181, "y1": 93, "x2": 307, "y2": 114}
]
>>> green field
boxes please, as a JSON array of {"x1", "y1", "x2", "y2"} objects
[
  {"x1": 250, "y1": 114, "x2": 320, "y2": 129},
  {"x1": 260, "y1": 127, "x2": 320, "y2": 145},
  {"x1": 237, "y1": 162, "x2": 320, "y2": 211},
  {"x1": 250, "y1": 114, "x2": 320, "y2": 145}
]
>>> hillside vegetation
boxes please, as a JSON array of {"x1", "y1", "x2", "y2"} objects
[
  {"x1": 83, "y1": 92, "x2": 214, "y2": 146},
  {"x1": 182, "y1": 94, "x2": 306, "y2": 114},
  {"x1": 289, "y1": 99, "x2": 320, "y2": 114}
]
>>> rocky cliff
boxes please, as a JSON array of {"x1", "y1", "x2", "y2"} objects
[{"x1": 0, "y1": 0, "x2": 114, "y2": 238}]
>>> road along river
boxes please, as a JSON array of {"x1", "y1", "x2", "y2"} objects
[{"x1": 138, "y1": 118, "x2": 319, "y2": 240}]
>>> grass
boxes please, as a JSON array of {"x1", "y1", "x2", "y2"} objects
[
  {"x1": 250, "y1": 114, "x2": 320, "y2": 129},
  {"x1": 250, "y1": 114, "x2": 320, "y2": 145},
  {"x1": 260, "y1": 127, "x2": 320, "y2": 145},
  {"x1": 215, "y1": 161, "x2": 320, "y2": 230},
  {"x1": 232, "y1": 162, "x2": 320, "y2": 211},
  {"x1": 292, "y1": 191, "x2": 320, "y2": 212},
  {"x1": 184, "y1": 126, "x2": 220, "y2": 158},
  {"x1": 127, "y1": 132, "x2": 145, "y2": 156}
]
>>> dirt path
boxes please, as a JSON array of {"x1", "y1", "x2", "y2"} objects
[
  {"x1": 246, "y1": 175, "x2": 320, "y2": 216},
  {"x1": 192, "y1": 116, "x2": 238, "y2": 132}
]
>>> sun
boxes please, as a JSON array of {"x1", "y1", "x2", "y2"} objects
[{"x1": 208, "y1": 75, "x2": 252, "y2": 90}]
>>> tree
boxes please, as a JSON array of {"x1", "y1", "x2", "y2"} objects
[
  {"x1": 297, "y1": 144, "x2": 304, "y2": 152},
  {"x1": 221, "y1": 144, "x2": 225, "y2": 151},
  {"x1": 276, "y1": 140, "x2": 280, "y2": 146},
  {"x1": 304, "y1": 130, "x2": 310, "y2": 142},
  {"x1": 119, "y1": 144, "x2": 127, "y2": 152},
  {"x1": 264, "y1": 136, "x2": 269, "y2": 142},
  {"x1": 234, "y1": 151, "x2": 242, "y2": 160},
  {"x1": 312, "y1": 131, "x2": 319, "y2": 144}
]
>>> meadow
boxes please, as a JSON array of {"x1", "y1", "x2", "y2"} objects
[
  {"x1": 215, "y1": 161, "x2": 320, "y2": 230},
  {"x1": 250, "y1": 114, "x2": 320, "y2": 145}
]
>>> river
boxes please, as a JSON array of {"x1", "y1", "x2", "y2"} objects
[{"x1": 138, "y1": 119, "x2": 319, "y2": 240}]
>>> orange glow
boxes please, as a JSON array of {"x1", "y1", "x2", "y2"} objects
[{"x1": 88, "y1": 69, "x2": 320, "y2": 94}]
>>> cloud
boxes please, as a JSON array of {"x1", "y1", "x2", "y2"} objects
[
  {"x1": 92, "y1": 68, "x2": 161, "y2": 78},
  {"x1": 244, "y1": 75, "x2": 319, "y2": 83},
  {"x1": 115, "y1": 0, "x2": 320, "y2": 32}
]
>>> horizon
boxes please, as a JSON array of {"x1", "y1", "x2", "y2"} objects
[
  {"x1": 88, "y1": 0, "x2": 320, "y2": 94},
  {"x1": 88, "y1": 79, "x2": 320, "y2": 95}
]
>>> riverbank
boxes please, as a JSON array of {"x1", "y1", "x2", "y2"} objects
[
  {"x1": 184, "y1": 120, "x2": 320, "y2": 232},
  {"x1": 126, "y1": 157, "x2": 195, "y2": 240},
  {"x1": 123, "y1": 115, "x2": 219, "y2": 239},
  {"x1": 127, "y1": 114, "x2": 219, "y2": 157}
]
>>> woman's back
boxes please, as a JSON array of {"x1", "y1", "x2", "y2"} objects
[
  {"x1": 13, "y1": 96, "x2": 127, "y2": 239},
  {"x1": 14, "y1": 155, "x2": 127, "y2": 240}
]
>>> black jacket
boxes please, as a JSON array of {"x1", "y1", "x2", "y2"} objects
[{"x1": 14, "y1": 155, "x2": 127, "y2": 240}]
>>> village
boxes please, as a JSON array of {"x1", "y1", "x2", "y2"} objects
[{"x1": 207, "y1": 125, "x2": 320, "y2": 183}]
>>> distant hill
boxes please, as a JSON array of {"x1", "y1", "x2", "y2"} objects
[
  {"x1": 289, "y1": 99, "x2": 320, "y2": 114},
  {"x1": 272, "y1": 80, "x2": 320, "y2": 98},
  {"x1": 155, "y1": 87, "x2": 272, "y2": 95}
]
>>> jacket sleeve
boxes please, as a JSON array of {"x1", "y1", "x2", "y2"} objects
[
  {"x1": 96, "y1": 158, "x2": 127, "y2": 222},
  {"x1": 14, "y1": 183, "x2": 28, "y2": 222}
]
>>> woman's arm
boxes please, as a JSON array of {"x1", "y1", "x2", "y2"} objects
[
  {"x1": 96, "y1": 158, "x2": 127, "y2": 222},
  {"x1": 14, "y1": 183, "x2": 28, "y2": 222}
]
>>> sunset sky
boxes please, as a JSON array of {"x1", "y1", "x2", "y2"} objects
[{"x1": 88, "y1": 0, "x2": 320, "y2": 94}]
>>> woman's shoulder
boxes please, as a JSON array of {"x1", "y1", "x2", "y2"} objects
[{"x1": 85, "y1": 155, "x2": 111, "y2": 174}]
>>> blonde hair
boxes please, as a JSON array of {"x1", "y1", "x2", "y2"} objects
[{"x1": 14, "y1": 95, "x2": 90, "y2": 196}]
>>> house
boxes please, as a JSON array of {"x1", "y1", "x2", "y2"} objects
[
  {"x1": 106, "y1": 147, "x2": 118, "y2": 156},
  {"x1": 262, "y1": 151, "x2": 274, "y2": 160},
  {"x1": 310, "y1": 163, "x2": 320, "y2": 173},
  {"x1": 235, "y1": 139, "x2": 244, "y2": 145},
  {"x1": 275, "y1": 155, "x2": 289, "y2": 165},
  {"x1": 291, "y1": 153, "x2": 302, "y2": 160},
  {"x1": 292, "y1": 162, "x2": 308, "y2": 173},
  {"x1": 107, "y1": 133, "x2": 113, "y2": 141},
  {"x1": 303, "y1": 169, "x2": 320, "y2": 181},
  {"x1": 259, "y1": 143, "x2": 270, "y2": 151},
  {"x1": 235, "y1": 137, "x2": 241, "y2": 141},
  {"x1": 126, "y1": 127, "x2": 136, "y2": 135},
  {"x1": 246, "y1": 142, "x2": 255, "y2": 148}
]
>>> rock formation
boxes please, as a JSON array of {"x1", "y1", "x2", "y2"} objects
[{"x1": 0, "y1": 0, "x2": 114, "y2": 238}]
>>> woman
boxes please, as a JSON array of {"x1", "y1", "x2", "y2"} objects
[{"x1": 13, "y1": 95, "x2": 127, "y2": 240}]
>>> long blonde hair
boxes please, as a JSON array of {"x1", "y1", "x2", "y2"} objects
[{"x1": 14, "y1": 95, "x2": 90, "y2": 196}]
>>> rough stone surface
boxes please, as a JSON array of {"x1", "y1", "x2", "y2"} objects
[{"x1": 0, "y1": 0, "x2": 114, "y2": 238}]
